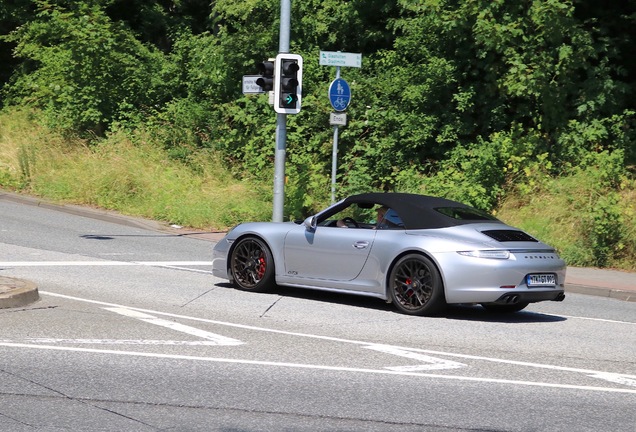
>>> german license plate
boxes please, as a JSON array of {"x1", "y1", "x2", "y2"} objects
[{"x1": 527, "y1": 274, "x2": 556, "y2": 287}]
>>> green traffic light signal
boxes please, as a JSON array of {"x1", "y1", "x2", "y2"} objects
[
  {"x1": 279, "y1": 60, "x2": 299, "y2": 108},
  {"x1": 283, "y1": 93, "x2": 297, "y2": 106},
  {"x1": 274, "y1": 54, "x2": 303, "y2": 114}
]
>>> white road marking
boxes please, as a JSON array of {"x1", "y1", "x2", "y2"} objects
[
  {"x1": 104, "y1": 307, "x2": 243, "y2": 346},
  {"x1": 6, "y1": 291, "x2": 632, "y2": 394},
  {"x1": 588, "y1": 373, "x2": 636, "y2": 388},
  {"x1": 0, "y1": 260, "x2": 214, "y2": 274},
  {"x1": 1, "y1": 341, "x2": 635, "y2": 395},
  {"x1": 558, "y1": 315, "x2": 636, "y2": 325},
  {"x1": 0, "y1": 261, "x2": 213, "y2": 266},
  {"x1": 364, "y1": 344, "x2": 466, "y2": 371},
  {"x1": 2, "y1": 338, "x2": 227, "y2": 346}
]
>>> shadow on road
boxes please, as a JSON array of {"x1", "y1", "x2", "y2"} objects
[
  {"x1": 444, "y1": 304, "x2": 567, "y2": 323},
  {"x1": 214, "y1": 283, "x2": 567, "y2": 323}
]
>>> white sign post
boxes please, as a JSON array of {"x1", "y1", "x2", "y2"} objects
[{"x1": 320, "y1": 51, "x2": 362, "y2": 203}]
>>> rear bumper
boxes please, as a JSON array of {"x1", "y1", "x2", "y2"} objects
[
  {"x1": 435, "y1": 251, "x2": 567, "y2": 304},
  {"x1": 486, "y1": 290, "x2": 565, "y2": 306}
]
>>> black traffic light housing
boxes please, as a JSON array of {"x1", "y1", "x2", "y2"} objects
[
  {"x1": 274, "y1": 53, "x2": 303, "y2": 114},
  {"x1": 255, "y1": 59, "x2": 275, "y2": 92}
]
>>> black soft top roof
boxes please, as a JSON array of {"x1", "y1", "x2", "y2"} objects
[{"x1": 341, "y1": 193, "x2": 499, "y2": 230}]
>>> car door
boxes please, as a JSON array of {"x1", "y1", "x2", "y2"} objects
[{"x1": 283, "y1": 226, "x2": 377, "y2": 282}]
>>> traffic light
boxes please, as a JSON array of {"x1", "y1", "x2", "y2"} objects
[
  {"x1": 255, "y1": 59, "x2": 275, "y2": 92},
  {"x1": 274, "y1": 53, "x2": 303, "y2": 114}
]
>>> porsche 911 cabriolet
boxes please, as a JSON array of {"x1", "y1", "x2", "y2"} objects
[{"x1": 212, "y1": 193, "x2": 566, "y2": 315}]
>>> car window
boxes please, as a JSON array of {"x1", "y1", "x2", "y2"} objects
[
  {"x1": 320, "y1": 204, "x2": 405, "y2": 229},
  {"x1": 380, "y1": 208, "x2": 405, "y2": 229}
]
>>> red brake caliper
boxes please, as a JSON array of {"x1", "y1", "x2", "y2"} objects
[
  {"x1": 405, "y1": 278, "x2": 414, "y2": 297},
  {"x1": 256, "y1": 256, "x2": 266, "y2": 279}
]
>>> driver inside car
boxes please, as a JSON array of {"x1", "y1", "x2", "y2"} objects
[{"x1": 337, "y1": 206, "x2": 402, "y2": 229}]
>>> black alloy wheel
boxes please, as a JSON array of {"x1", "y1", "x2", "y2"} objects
[
  {"x1": 389, "y1": 254, "x2": 445, "y2": 316},
  {"x1": 230, "y1": 237, "x2": 275, "y2": 292}
]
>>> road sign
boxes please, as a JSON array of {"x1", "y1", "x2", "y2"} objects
[
  {"x1": 242, "y1": 75, "x2": 266, "y2": 94},
  {"x1": 329, "y1": 78, "x2": 351, "y2": 111},
  {"x1": 330, "y1": 113, "x2": 347, "y2": 126},
  {"x1": 320, "y1": 51, "x2": 362, "y2": 68}
]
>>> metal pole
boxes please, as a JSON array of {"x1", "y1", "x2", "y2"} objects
[
  {"x1": 330, "y1": 67, "x2": 341, "y2": 204},
  {"x1": 272, "y1": 0, "x2": 291, "y2": 222},
  {"x1": 331, "y1": 125, "x2": 339, "y2": 204}
]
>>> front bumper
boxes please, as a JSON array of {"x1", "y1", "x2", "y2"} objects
[{"x1": 212, "y1": 238, "x2": 231, "y2": 280}]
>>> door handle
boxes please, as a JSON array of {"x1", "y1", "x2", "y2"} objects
[{"x1": 353, "y1": 241, "x2": 369, "y2": 249}]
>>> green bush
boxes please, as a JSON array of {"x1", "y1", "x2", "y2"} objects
[{"x1": 3, "y1": 1, "x2": 169, "y2": 136}]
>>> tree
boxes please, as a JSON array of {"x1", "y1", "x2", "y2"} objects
[{"x1": 3, "y1": 0, "x2": 170, "y2": 135}]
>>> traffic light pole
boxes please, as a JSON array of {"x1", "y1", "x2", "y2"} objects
[{"x1": 272, "y1": 0, "x2": 291, "y2": 223}]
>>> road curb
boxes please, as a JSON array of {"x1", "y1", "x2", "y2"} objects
[
  {"x1": 0, "y1": 191, "x2": 166, "y2": 232},
  {"x1": 565, "y1": 284, "x2": 636, "y2": 302},
  {"x1": 0, "y1": 277, "x2": 40, "y2": 309}
]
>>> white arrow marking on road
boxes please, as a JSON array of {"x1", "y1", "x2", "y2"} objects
[
  {"x1": 589, "y1": 372, "x2": 636, "y2": 388},
  {"x1": 27, "y1": 291, "x2": 636, "y2": 395},
  {"x1": 364, "y1": 344, "x2": 466, "y2": 371},
  {"x1": 104, "y1": 307, "x2": 244, "y2": 346}
]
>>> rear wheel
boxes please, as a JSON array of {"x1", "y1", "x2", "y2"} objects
[
  {"x1": 230, "y1": 237, "x2": 275, "y2": 292},
  {"x1": 388, "y1": 254, "x2": 445, "y2": 316},
  {"x1": 481, "y1": 302, "x2": 529, "y2": 313}
]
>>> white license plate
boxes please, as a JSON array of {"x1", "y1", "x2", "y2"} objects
[{"x1": 527, "y1": 274, "x2": 556, "y2": 287}]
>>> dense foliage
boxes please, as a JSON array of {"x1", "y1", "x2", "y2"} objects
[{"x1": 1, "y1": 0, "x2": 635, "y2": 267}]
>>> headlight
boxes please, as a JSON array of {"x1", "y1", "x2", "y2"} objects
[{"x1": 457, "y1": 250, "x2": 510, "y2": 259}]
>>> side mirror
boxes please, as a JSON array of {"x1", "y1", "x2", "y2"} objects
[{"x1": 304, "y1": 216, "x2": 317, "y2": 231}]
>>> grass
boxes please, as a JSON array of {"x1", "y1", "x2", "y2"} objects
[
  {"x1": 0, "y1": 108, "x2": 272, "y2": 231},
  {"x1": 1, "y1": 107, "x2": 635, "y2": 270},
  {"x1": 497, "y1": 170, "x2": 636, "y2": 271}
]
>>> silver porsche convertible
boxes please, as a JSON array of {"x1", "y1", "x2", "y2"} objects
[{"x1": 212, "y1": 193, "x2": 566, "y2": 315}]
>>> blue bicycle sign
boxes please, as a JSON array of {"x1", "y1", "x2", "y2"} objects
[{"x1": 328, "y1": 78, "x2": 351, "y2": 112}]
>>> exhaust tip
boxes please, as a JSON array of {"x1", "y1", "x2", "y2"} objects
[{"x1": 503, "y1": 294, "x2": 519, "y2": 304}]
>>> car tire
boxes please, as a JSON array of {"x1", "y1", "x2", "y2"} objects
[
  {"x1": 481, "y1": 302, "x2": 530, "y2": 313},
  {"x1": 229, "y1": 236, "x2": 275, "y2": 293},
  {"x1": 388, "y1": 254, "x2": 445, "y2": 316}
]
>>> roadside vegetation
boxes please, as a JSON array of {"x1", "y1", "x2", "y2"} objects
[
  {"x1": 0, "y1": 109, "x2": 272, "y2": 228},
  {"x1": 0, "y1": 1, "x2": 634, "y2": 270}
]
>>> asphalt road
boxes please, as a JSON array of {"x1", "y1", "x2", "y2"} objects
[{"x1": 1, "y1": 198, "x2": 635, "y2": 431}]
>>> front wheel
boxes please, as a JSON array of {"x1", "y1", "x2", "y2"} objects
[
  {"x1": 230, "y1": 237, "x2": 275, "y2": 292},
  {"x1": 388, "y1": 254, "x2": 445, "y2": 316}
]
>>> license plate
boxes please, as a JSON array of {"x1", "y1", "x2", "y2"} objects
[{"x1": 527, "y1": 274, "x2": 556, "y2": 287}]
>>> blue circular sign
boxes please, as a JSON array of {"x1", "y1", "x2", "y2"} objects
[{"x1": 328, "y1": 78, "x2": 351, "y2": 112}]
